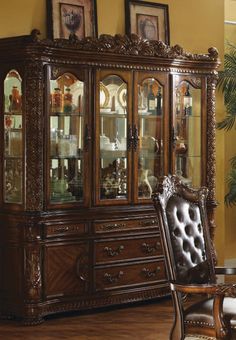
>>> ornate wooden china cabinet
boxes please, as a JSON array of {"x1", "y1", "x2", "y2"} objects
[{"x1": 0, "y1": 30, "x2": 220, "y2": 324}]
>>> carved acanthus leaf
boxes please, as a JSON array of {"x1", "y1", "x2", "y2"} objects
[
  {"x1": 29, "y1": 31, "x2": 219, "y2": 61},
  {"x1": 216, "y1": 284, "x2": 236, "y2": 297}
]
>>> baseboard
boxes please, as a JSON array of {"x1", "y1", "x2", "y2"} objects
[{"x1": 216, "y1": 258, "x2": 236, "y2": 283}]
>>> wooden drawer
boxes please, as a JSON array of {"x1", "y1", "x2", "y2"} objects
[
  {"x1": 94, "y1": 217, "x2": 158, "y2": 234},
  {"x1": 44, "y1": 222, "x2": 87, "y2": 238},
  {"x1": 95, "y1": 235, "x2": 163, "y2": 264},
  {"x1": 95, "y1": 259, "x2": 166, "y2": 291}
]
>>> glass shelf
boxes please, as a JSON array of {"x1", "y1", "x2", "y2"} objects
[
  {"x1": 3, "y1": 70, "x2": 23, "y2": 204},
  {"x1": 99, "y1": 75, "x2": 128, "y2": 201},
  {"x1": 49, "y1": 73, "x2": 85, "y2": 204},
  {"x1": 174, "y1": 80, "x2": 202, "y2": 188},
  {"x1": 137, "y1": 78, "x2": 164, "y2": 199}
]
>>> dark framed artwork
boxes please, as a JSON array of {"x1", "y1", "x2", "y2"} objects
[
  {"x1": 125, "y1": 0, "x2": 169, "y2": 44},
  {"x1": 47, "y1": 0, "x2": 97, "y2": 39}
]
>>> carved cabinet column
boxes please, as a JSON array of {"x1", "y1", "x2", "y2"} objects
[{"x1": 25, "y1": 60, "x2": 44, "y2": 211}]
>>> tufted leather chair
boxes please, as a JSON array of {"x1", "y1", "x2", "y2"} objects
[{"x1": 153, "y1": 175, "x2": 236, "y2": 340}]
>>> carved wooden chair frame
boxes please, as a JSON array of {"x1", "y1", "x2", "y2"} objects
[{"x1": 153, "y1": 175, "x2": 236, "y2": 340}]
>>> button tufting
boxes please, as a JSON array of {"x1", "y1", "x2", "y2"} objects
[
  {"x1": 173, "y1": 228, "x2": 181, "y2": 237},
  {"x1": 185, "y1": 224, "x2": 193, "y2": 236}
]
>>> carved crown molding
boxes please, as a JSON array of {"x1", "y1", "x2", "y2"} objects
[{"x1": 29, "y1": 29, "x2": 219, "y2": 62}]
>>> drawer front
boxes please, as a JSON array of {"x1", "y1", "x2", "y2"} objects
[
  {"x1": 95, "y1": 259, "x2": 166, "y2": 291},
  {"x1": 94, "y1": 217, "x2": 158, "y2": 233},
  {"x1": 45, "y1": 222, "x2": 87, "y2": 238},
  {"x1": 95, "y1": 235, "x2": 163, "y2": 264}
]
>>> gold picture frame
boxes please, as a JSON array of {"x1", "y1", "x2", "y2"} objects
[
  {"x1": 125, "y1": 0, "x2": 169, "y2": 44},
  {"x1": 47, "y1": 0, "x2": 97, "y2": 39}
]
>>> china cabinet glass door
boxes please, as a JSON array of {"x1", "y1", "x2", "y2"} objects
[
  {"x1": 133, "y1": 73, "x2": 168, "y2": 203},
  {"x1": 95, "y1": 71, "x2": 132, "y2": 204},
  {"x1": 3, "y1": 70, "x2": 23, "y2": 204},
  {"x1": 173, "y1": 76, "x2": 203, "y2": 187},
  {"x1": 48, "y1": 70, "x2": 88, "y2": 205}
]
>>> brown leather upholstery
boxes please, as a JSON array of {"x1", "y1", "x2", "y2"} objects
[
  {"x1": 166, "y1": 195, "x2": 210, "y2": 284},
  {"x1": 153, "y1": 175, "x2": 236, "y2": 340},
  {"x1": 185, "y1": 297, "x2": 236, "y2": 333}
]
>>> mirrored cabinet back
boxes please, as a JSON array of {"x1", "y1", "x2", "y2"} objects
[{"x1": 0, "y1": 30, "x2": 220, "y2": 324}]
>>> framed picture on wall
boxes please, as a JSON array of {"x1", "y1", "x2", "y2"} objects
[
  {"x1": 47, "y1": 0, "x2": 97, "y2": 39},
  {"x1": 125, "y1": 0, "x2": 169, "y2": 44}
]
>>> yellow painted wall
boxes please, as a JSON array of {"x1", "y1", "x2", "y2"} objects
[
  {"x1": 223, "y1": 0, "x2": 236, "y2": 262},
  {"x1": 0, "y1": 0, "x2": 225, "y2": 262}
]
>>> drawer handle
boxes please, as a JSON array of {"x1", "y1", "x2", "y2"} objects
[
  {"x1": 140, "y1": 219, "x2": 157, "y2": 227},
  {"x1": 142, "y1": 241, "x2": 161, "y2": 254},
  {"x1": 102, "y1": 223, "x2": 126, "y2": 231},
  {"x1": 142, "y1": 266, "x2": 161, "y2": 278},
  {"x1": 104, "y1": 271, "x2": 124, "y2": 283},
  {"x1": 53, "y1": 226, "x2": 70, "y2": 233},
  {"x1": 104, "y1": 245, "x2": 124, "y2": 257}
]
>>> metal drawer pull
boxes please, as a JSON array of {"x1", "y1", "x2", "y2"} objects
[
  {"x1": 102, "y1": 223, "x2": 126, "y2": 231},
  {"x1": 104, "y1": 245, "x2": 124, "y2": 257},
  {"x1": 142, "y1": 241, "x2": 161, "y2": 254},
  {"x1": 104, "y1": 271, "x2": 124, "y2": 283},
  {"x1": 142, "y1": 266, "x2": 161, "y2": 278},
  {"x1": 140, "y1": 219, "x2": 157, "y2": 227},
  {"x1": 53, "y1": 226, "x2": 69, "y2": 233}
]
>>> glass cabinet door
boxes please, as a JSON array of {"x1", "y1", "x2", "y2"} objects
[
  {"x1": 48, "y1": 72, "x2": 86, "y2": 205},
  {"x1": 173, "y1": 77, "x2": 202, "y2": 187},
  {"x1": 96, "y1": 72, "x2": 131, "y2": 203},
  {"x1": 3, "y1": 70, "x2": 23, "y2": 204},
  {"x1": 135, "y1": 77, "x2": 164, "y2": 201}
]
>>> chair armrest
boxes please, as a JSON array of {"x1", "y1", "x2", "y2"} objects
[
  {"x1": 170, "y1": 282, "x2": 217, "y2": 294},
  {"x1": 170, "y1": 282, "x2": 236, "y2": 297},
  {"x1": 215, "y1": 266, "x2": 236, "y2": 275}
]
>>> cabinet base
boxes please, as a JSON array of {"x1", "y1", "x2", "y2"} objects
[{"x1": 1, "y1": 285, "x2": 170, "y2": 325}]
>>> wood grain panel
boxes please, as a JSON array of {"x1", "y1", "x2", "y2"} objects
[{"x1": 44, "y1": 242, "x2": 89, "y2": 298}]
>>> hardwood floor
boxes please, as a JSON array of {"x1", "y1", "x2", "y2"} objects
[{"x1": 0, "y1": 297, "x2": 174, "y2": 339}]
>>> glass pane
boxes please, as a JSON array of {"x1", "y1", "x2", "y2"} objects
[
  {"x1": 138, "y1": 78, "x2": 163, "y2": 199},
  {"x1": 99, "y1": 75, "x2": 127, "y2": 199},
  {"x1": 49, "y1": 73, "x2": 84, "y2": 203},
  {"x1": 174, "y1": 80, "x2": 201, "y2": 187},
  {"x1": 3, "y1": 70, "x2": 23, "y2": 203}
]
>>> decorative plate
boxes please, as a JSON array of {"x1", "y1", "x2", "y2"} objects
[{"x1": 100, "y1": 83, "x2": 110, "y2": 108}]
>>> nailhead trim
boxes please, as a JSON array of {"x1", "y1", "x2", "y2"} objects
[
  {"x1": 185, "y1": 320, "x2": 214, "y2": 328},
  {"x1": 186, "y1": 335, "x2": 215, "y2": 340}
]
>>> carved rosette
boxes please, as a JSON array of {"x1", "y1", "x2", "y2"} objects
[
  {"x1": 25, "y1": 61, "x2": 44, "y2": 211},
  {"x1": 24, "y1": 247, "x2": 42, "y2": 301}
]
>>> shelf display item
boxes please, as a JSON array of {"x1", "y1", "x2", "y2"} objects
[
  {"x1": 183, "y1": 84, "x2": 192, "y2": 115},
  {"x1": 63, "y1": 88, "x2": 73, "y2": 113},
  {"x1": 9, "y1": 86, "x2": 22, "y2": 112},
  {"x1": 51, "y1": 87, "x2": 63, "y2": 112}
]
